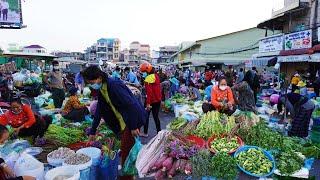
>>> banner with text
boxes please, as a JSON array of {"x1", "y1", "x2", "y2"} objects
[
  {"x1": 285, "y1": 30, "x2": 312, "y2": 50},
  {"x1": 259, "y1": 34, "x2": 284, "y2": 53}
]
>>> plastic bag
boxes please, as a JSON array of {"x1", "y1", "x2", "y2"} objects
[
  {"x1": 98, "y1": 152, "x2": 119, "y2": 180},
  {"x1": 14, "y1": 153, "x2": 44, "y2": 180},
  {"x1": 122, "y1": 137, "x2": 142, "y2": 176}
]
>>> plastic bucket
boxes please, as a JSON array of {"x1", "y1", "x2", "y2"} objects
[
  {"x1": 76, "y1": 147, "x2": 101, "y2": 166},
  {"x1": 45, "y1": 165, "x2": 80, "y2": 180}
]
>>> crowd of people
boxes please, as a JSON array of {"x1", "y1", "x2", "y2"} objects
[{"x1": 0, "y1": 60, "x2": 319, "y2": 180}]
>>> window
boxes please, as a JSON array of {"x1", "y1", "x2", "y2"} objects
[{"x1": 114, "y1": 54, "x2": 119, "y2": 58}]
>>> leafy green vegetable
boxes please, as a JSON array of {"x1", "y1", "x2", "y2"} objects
[
  {"x1": 275, "y1": 151, "x2": 304, "y2": 176},
  {"x1": 195, "y1": 111, "x2": 235, "y2": 139},
  {"x1": 211, "y1": 153, "x2": 238, "y2": 180},
  {"x1": 168, "y1": 117, "x2": 187, "y2": 130},
  {"x1": 45, "y1": 124, "x2": 85, "y2": 146},
  {"x1": 190, "y1": 150, "x2": 213, "y2": 177},
  {"x1": 236, "y1": 148, "x2": 273, "y2": 176}
]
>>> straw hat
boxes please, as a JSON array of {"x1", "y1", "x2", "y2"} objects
[{"x1": 297, "y1": 81, "x2": 306, "y2": 87}]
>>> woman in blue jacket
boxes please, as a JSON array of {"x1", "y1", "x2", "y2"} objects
[{"x1": 81, "y1": 66, "x2": 146, "y2": 180}]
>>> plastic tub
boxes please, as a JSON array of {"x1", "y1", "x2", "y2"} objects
[
  {"x1": 234, "y1": 146, "x2": 275, "y2": 178},
  {"x1": 186, "y1": 135, "x2": 206, "y2": 148},
  {"x1": 76, "y1": 147, "x2": 101, "y2": 166},
  {"x1": 45, "y1": 165, "x2": 80, "y2": 180},
  {"x1": 207, "y1": 135, "x2": 244, "y2": 154}
]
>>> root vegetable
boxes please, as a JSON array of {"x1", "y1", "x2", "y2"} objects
[
  {"x1": 168, "y1": 160, "x2": 178, "y2": 178},
  {"x1": 184, "y1": 161, "x2": 192, "y2": 175},
  {"x1": 179, "y1": 159, "x2": 187, "y2": 172},
  {"x1": 155, "y1": 170, "x2": 165, "y2": 180},
  {"x1": 162, "y1": 157, "x2": 173, "y2": 172},
  {"x1": 151, "y1": 155, "x2": 168, "y2": 170}
]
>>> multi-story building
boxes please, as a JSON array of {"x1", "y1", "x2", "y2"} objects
[
  {"x1": 127, "y1": 41, "x2": 151, "y2": 63},
  {"x1": 85, "y1": 38, "x2": 121, "y2": 62},
  {"x1": 23, "y1": 45, "x2": 47, "y2": 54},
  {"x1": 52, "y1": 51, "x2": 84, "y2": 61},
  {"x1": 256, "y1": 0, "x2": 320, "y2": 79},
  {"x1": 157, "y1": 46, "x2": 179, "y2": 64}
]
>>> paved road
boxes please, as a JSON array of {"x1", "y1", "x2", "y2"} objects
[{"x1": 140, "y1": 111, "x2": 320, "y2": 180}]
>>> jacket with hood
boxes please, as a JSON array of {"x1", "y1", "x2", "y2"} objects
[{"x1": 144, "y1": 73, "x2": 162, "y2": 105}]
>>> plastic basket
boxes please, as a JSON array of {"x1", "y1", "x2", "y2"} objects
[
  {"x1": 207, "y1": 135, "x2": 244, "y2": 154},
  {"x1": 186, "y1": 135, "x2": 206, "y2": 149},
  {"x1": 234, "y1": 146, "x2": 275, "y2": 178}
]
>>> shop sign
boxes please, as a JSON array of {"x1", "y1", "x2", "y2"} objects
[
  {"x1": 285, "y1": 30, "x2": 312, "y2": 50},
  {"x1": 278, "y1": 55, "x2": 310, "y2": 63},
  {"x1": 259, "y1": 34, "x2": 284, "y2": 53}
]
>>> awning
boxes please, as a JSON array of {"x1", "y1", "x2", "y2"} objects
[
  {"x1": 310, "y1": 53, "x2": 320, "y2": 62},
  {"x1": 278, "y1": 54, "x2": 311, "y2": 63},
  {"x1": 251, "y1": 56, "x2": 277, "y2": 67},
  {"x1": 279, "y1": 48, "x2": 313, "y2": 56}
]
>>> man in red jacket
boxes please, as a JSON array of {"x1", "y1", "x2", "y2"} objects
[{"x1": 140, "y1": 62, "x2": 162, "y2": 136}]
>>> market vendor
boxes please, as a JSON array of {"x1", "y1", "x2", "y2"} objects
[
  {"x1": 0, "y1": 125, "x2": 36, "y2": 180},
  {"x1": 81, "y1": 65, "x2": 146, "y2": 180},
  {"x1": 232, "y1": 77, "x2": 256, "y2": 113},
  {"x1": 140, "y1": 62, "x2": 162, "y2": 136},
  {"x1": 278, "y1": 92, "x2": 315, "y2": 138},
  {"x1": 211, "y1": 77, "x2": 235, "y2": 115},
  {"x1": 202, "y1": 85, "x2": 213, "y2": 113},
  {"x1": 62, "y1": 87, "x2": 90, "y2": 122},
  {"x1": 188, "y1": 81, "x2": 202, "y2": 101},
  {"x1": 43, "y1": 61, "x2": 65, "y2": 108},
  {"x1": 0, "y1": 98, "x2": 52, "y2": 144}
]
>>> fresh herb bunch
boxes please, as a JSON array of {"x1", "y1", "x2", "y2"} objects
[
  {"x1": 190, "y1": 150, "x2": 213, "y2": 177},
  {"x1": 211, "y1": 153, "x2": 238, "y2": 180},
  {"x1": 275, "y1": 151, "x2": 304, "y2": 176}
]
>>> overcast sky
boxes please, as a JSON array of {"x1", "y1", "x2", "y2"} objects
[{"x1": 0, "y1": 0, "x2": 281, "y2": 52}]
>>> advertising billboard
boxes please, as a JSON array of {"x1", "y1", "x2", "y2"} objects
[
  {"x1": 0, "y1": 0, "x2": 22, "y2": 27},
  {"x1": 284, "y1": 29, "x2": 312, "y2": 50}
]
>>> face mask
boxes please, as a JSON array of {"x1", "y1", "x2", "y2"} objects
[
  {"x1": 89, "y1": 83, "x2": 102, "y2": 90},
  {"x1": 219, "y1": 85, "x2": 227, "y2": 91},
  {"x1": 142, "y1": 72, "x2": 147, "y2": 78}
]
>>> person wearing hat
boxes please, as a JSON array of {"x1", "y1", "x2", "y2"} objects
[
  {"x1": 296, "y1": 81, "x2": 307, "y2": 96},
  {"x1": 291, "y1": 72, "x2": 300, "y2": 92},
  {"x1": 62, "y1": 87, "x2": 89, "y2": 122},
  {"x1": 140, "y1": 62, "x2": 162, "y2": 136}
]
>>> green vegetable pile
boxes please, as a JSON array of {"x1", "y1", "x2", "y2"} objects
[
  {"x1": 236, "y1": 148, "x2": 273, "y2": 176},
  {"x1": 171, "y1": 93, "x2": 185, "y2": 104},
  {"x1": 274, "y1": 151, "x2": 304, "y2": 176},
  {"x1": 45, "y1": 124, "x2": 85, "y2": 146},
  {"x1": 191, "y1": 150, "x2": 238, "y2": 179},
  {"x1": 168, "y1": 117, "x2": 187, "y2": 130},
  {"x1": 211, "y1": 153, "x2": 238, "y2": 180},
  {"x1": 211, "y1": 136, "x2": 238, "y2": 153},
  {"x1": 195, "y1": 111, "x2": 236, "y2": 139}
]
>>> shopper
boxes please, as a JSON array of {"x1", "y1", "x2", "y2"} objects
[
  {"x1": 62, "y1": 87, "x2": 89, "y2": 122},
  {"x1": 211, "y1": 77, "x2": 235, "y2": 115},
  {"x1": 124, "y1": 67, "x2": 140, "y2": 85},
  {"x1": 245, "y1": 69, "x2": 260, "y2": 103},
  {"x1": 112, "y1": 66, "x2": 121, "y2": 80},
  {"x1": 296, "y1": 81, "x2": 307, "y2": 96},
  {"x1": 280, "y1": 92, "x2": 314, "y2": 138},
  {"x1": 236, "y1": 68, "x2": 244, "y2": 83},
  {"x1": 232, "y1": 79, "x2": 256, "y2": 112},
  {"x1": 82, "y1": 66, "x2": 146, "y2": 180},
  {"x1": 0, "y1": 98, "x2": 52, "y2": 144},
  {"x1": 291, "y1": 72, "x2": 300, "y2": 93},
  {"x1": 74, "y1": 72, "x2": 85, "y2": 94},
  {"x1": 44, "y1": 61, "x2": 65, "y2": 108},
  {"x1": 140, "y1": 62, "x2": 162, "y2": 136}
]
